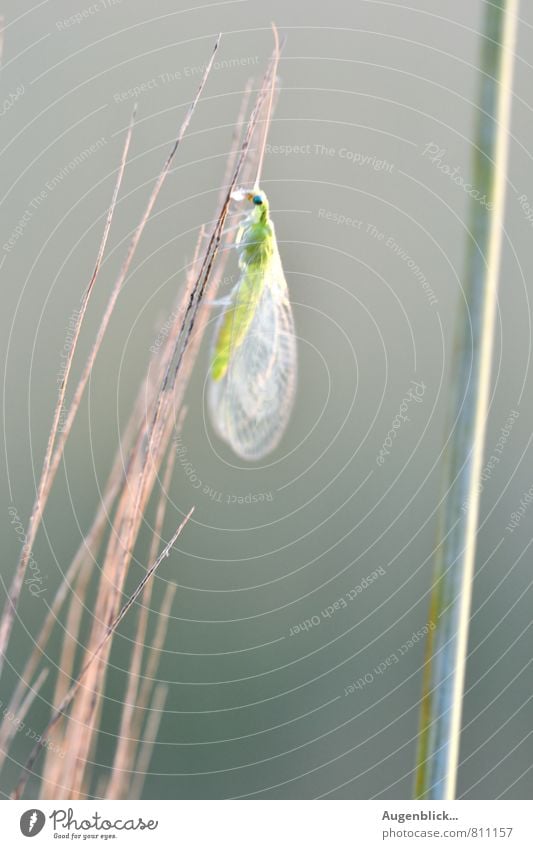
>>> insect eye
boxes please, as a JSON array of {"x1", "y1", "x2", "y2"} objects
[{"x1": 253, "y1": 195, "x2": 263, "y2": 205}]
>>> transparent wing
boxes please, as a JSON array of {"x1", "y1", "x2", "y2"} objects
[{"x1": 208, "y1": 250, "x2": 297, "y2": 461}]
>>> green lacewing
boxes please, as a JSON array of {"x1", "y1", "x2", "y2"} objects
[{"x1": 208, "y1": 28, "x2": 297, "y2": 460}]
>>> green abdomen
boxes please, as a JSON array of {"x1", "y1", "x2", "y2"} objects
[{"x1": 211, "y1": 221, "x2": 273, "y2": 381}]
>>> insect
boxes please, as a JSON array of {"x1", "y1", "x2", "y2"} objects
[{"x1": 207, "y1": 29, "x2": 297, "y2": 461}]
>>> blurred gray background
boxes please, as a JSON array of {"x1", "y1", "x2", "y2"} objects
[{"x1": 1, "y1": 0, "x2": 532, "y2": 799}]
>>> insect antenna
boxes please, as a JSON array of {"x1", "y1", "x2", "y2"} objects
[{"x1": 254, "y1": 23, "x2": 281, "y2": 191}]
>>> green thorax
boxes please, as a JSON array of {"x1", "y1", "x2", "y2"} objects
[
  {"x1": 211, "y1": 193, "x2": 275, "y2": 381},
  {"x1": 238, "y1": 198, "x2": 274, "y2": 271}
]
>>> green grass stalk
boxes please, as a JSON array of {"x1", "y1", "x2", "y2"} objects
[{"x1": 415, "y1": 0, "x2": 519, "y2": 800}]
